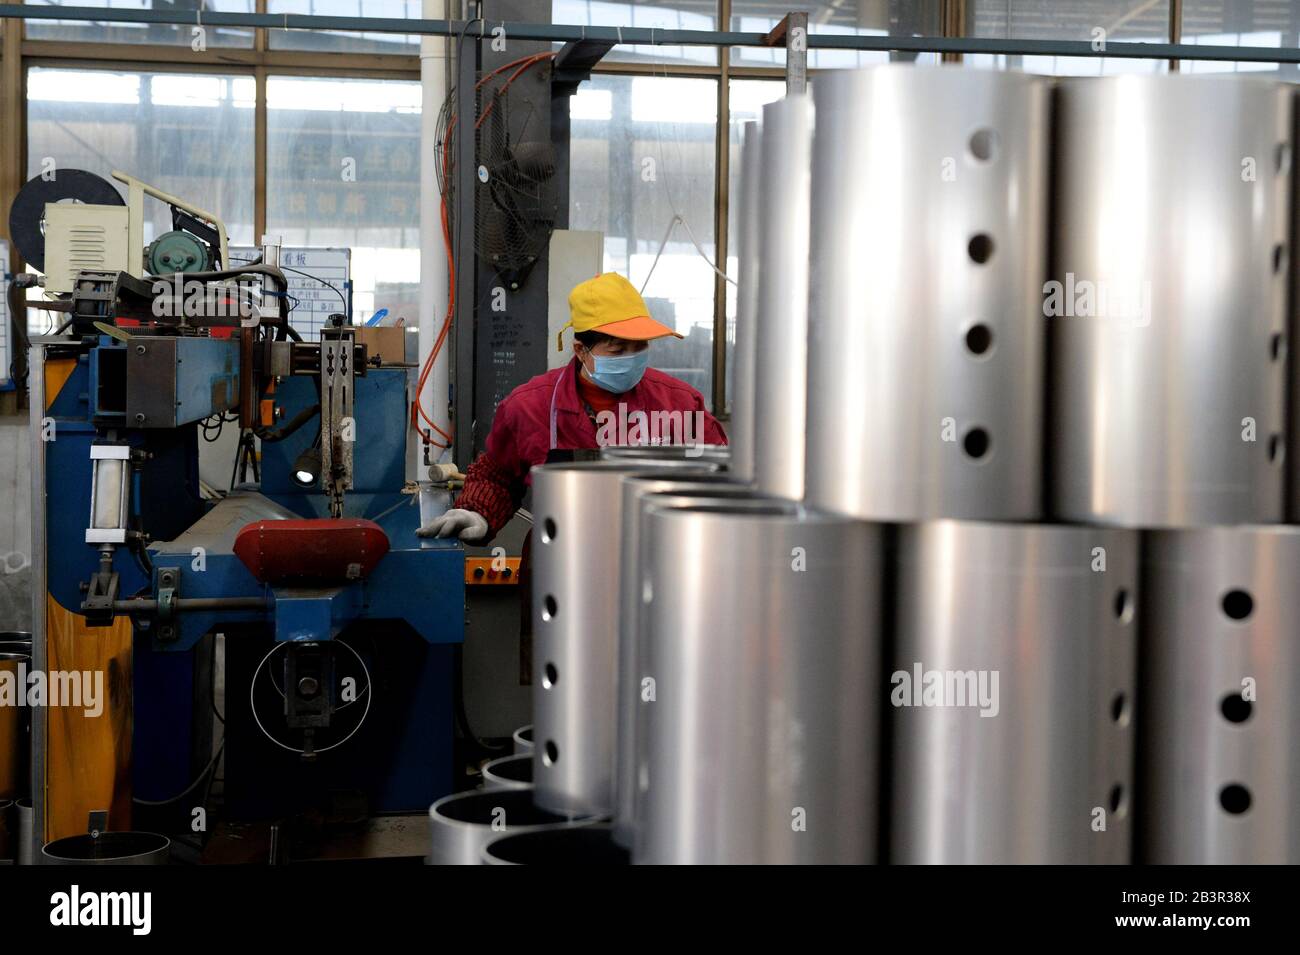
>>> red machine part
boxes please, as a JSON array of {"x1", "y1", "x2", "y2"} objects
[{"x1": 233, "y1": 518, "x2": 390, "y2": 584}]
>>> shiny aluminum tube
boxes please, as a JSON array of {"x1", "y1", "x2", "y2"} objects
[
  {"x1": 531, "y1": 458, "x2": 721, "y2": 816},
  {"x1": 511, "y1": 724, "x2": 533, "y2": 756},
  {"x1": 753, "y1": 95, "x2": 812, "y2": 500},
  {"x1": 1141, "y1": 527, "x2": 1300, "y2": 863},
  {"x1": 891, "y1": 521, "x2": 1138, "y2": 864},
  {"x1": 1051, "y1": 75, "x2": 1290, "y2": 526},
  {"x1": 482, "y1": 754, "x2": 532, "y2": 791},
  {"x1": 428, "y1": 787, "x2": 593, "y2": 866},
  {"x1": 481, "y1": 822, "x2": 626, "y2": 865},
  {"x1": 728, "y1": 121, "x2": 762, "y2": 484},
  {"x1": 612, "y1": 474, "x2": 754, "y2": 849},
  {"x1": 805, "y1": 66, "x2": 1048, "y2": 522},
  {"x1": 636, "y1": 501, "x2": 881, "y2": 864}
]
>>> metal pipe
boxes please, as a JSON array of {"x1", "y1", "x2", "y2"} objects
[
  {"x1": 1051, "y1": 74, "x2": 1289, "y2": 526},
  {"x1": 0, "y1": 8, "x2": 1293, "y2": 62},
  {"x1": 511, "y1": 724, "x2": 534, "y2": 756},
  {"x1": 481, "y1": 822, "x2": 625, "y2": 865},
  {"x1": 804, "y1": 66, "x2": 1048, "y2": 522},
  {"x1": 42, "y1": 831, "x2": 171, "y2": 865},
  {"x1": 28, "y1": 343, "x2": 47, "y2": 855},
  {"x1": 1140, "y1": 526, "x2": 1300, "y2": 863},
  {"x1": 890, "y1": 521, "x2": 1138, "y2": 864},
  {"x1": 728, "y1": 122, "x2": 761, "y2": 485},
  {"x1": 637, "y1": 500, "x2": 881, "y2": 864},
  {"x1": 111, "y1": 596, "x2": 271, "y2": 613},
  {"x1": 17, "y1": 799, "x2": 33, "y2": 865},
  {"x1": 427, "y1": 787, "x2": 593, "y2": 866},
  {"x1": 481, "y1": 754, "x2": 532, "y2": 791},
  {"x1": 530, "y1": 459, "x2": 721, "y2": 817},
  {"x1": 752, "y1": 94, "x2": 812, "y2": 500},
  {"x1": 613, "y1": 475, "x2": 753, "y2": 849}
]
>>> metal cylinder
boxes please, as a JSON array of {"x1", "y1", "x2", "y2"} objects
[
  {"x1": 0, "y1": 800, "x2": 12, "y2": 860},
  {"x1": 890, "y1": 521, "x2": 1138, "y2": 864},
  {"x1": 753, "y1": 94, "x2": 812, "y2": 500},
  {"x1": 1051, "y1": 75, "x2": 1290, "y2": 526},
  {"x1": 1141, "y1": 526, "x2": 1300, "y2": 863},
  {"x1": 481, "y1": 822, "x2": 627, "y2": 865},
  {"x1": 42, "y1": 831, "x2": 171, "y2": 865},
  {"x1": 613, "y1": 474, "x2": 754, "y2": 849},
  {"x1": 729, "y1": 121, "x2": 762, "y2": 485},
  {"x1": 636, "y1": 501, "x2": 881, "y2": 864},
  {"x1": 0, "y1": 652, "x2": 29, "y2": 800},
  {"x1": 531, "y1": 459, "x2": 721, "y2": 816},
  {"x1": 511, "y1": 724, "x2": 533, "y2": 756},
  {"x1": 481, "y1": 754, "x2": 532, "y2": 791},
  {"x1": 805, "y1": 66, "x2": 1048, "y2": 522},
  {"x1": 17, "y1": 798, "x2": 33, "y2": 865},
  {"x1": 427, "y1": 787, "x2": 593, "y2": 866}
]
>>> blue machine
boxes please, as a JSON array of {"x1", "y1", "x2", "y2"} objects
[{"x1": 41, "y1": 326, "x2": 465, "y2": 822}]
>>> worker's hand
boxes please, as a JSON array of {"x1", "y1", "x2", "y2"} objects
[{"x1": 417, "y1": 508, "x2": 489, "y2": 543}]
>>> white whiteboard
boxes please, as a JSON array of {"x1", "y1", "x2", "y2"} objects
[
  {"x1": 230, "y1": 246, "x2": 351, "y2": 340},
  {"x1": 0, "y1": 239, "x2": 10, "y2": 390}
]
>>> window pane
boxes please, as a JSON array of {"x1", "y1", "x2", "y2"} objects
[
  {"x1": 731, "y1": 0, "x2": 941, "y2": 68},
  {"x1": 26, "y1": 67, "x2": 256, "y2": 313},
  {"x1": 1181, "y1": 0, "x2": 1298, "y2": 76},
  {"x1": 266, "y1": 76, "x2": 421, "y2": 324},
  {"x1": 570, "y1": 75, "x2": 719, "y2": 408},
  {"x1": 724, "y1": 79, "x2": 784, "y2": 416},
  {"x1": 968, "y1": 0, "x2": 1170, "y2": 74},
  {"x1": 555, "y1": 1, "x2": 718, "y2": 67},
  {"x1": 25, "y1": 0, "x2": 255, "y2": 48},
  {"x1": 268, "y1": 0, "x2": 420, "y2": 55}
]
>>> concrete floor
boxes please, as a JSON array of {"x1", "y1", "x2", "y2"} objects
[{"x1": 0, "y1": 416, "x2": 32, "y2": 633}]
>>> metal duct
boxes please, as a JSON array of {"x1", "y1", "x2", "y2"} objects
[
  {"x1": 482, "y1": 754, "x2": 533, "y2": 791},
  {"x1": 728, "y1": 121, "x2": 762, "y2": 485},
  {"x1": 531, "y1": 459, "x2": 721, "y2": 816},
  {"x1": 1141, "y1": 527, "x2": 1300, "y2": 864},
  {"x1": 1051, "y1": 75, "x2": 1290, "y2": 526},
  {"x1": 753, "y1": 95, "x2": 812, "y2": 500},
  {"x1": 804, "y1": 66, "x2": 1048, "y2": 522},
  {"x1": 613, "y1": 475, "x2": 755, "y2": 849},
  {"x1": 890, "y1": 521, "x2": 1138, "y2": 864},
  {"x1": 427, "y1": 788, "x2": 593, "y2": 866},
  {"x1": 636, "y1": 501, "x2": 881, "y2": 864}
]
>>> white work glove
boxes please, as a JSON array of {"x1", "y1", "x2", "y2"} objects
[{"x1": 417, "y1": 508, "x2": 489, "y2": 542}]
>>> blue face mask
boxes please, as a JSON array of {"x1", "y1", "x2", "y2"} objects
[{"x1": 583, "y1": 348, "x2": 649, "y2": 394}]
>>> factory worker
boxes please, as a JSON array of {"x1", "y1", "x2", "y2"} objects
[{"x1": 419, "y1": 272, "x2": 728, "y2": 542}]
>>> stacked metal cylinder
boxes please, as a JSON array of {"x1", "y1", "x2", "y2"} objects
[{"x1": 446, "y1": 65, "x2": 1300, "y2": 865}]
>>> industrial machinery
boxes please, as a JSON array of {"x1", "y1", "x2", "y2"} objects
[{"x1": 15, "y1": 170, "x2": 464, "y2": 857}]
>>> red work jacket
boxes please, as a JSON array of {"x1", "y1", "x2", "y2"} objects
[{"x1": 456, "y1": 357, "x2": 728, "y2": 539}]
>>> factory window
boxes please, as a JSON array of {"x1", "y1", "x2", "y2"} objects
[
  {"x1": 729, "y1": 0, "x2": 942, "y2": 68},
  {"x1": 569, "y1": 74, "x2": 719, "y2": 408},
  {"x1": 1180, "y1": 0, "x2": 1299, "y2": 76},
  {"x1": 267, "y1": 0, "x2": 421, "y2": 54},
  {"x1": 967, "y1": 0, "x2": 1170, "y2": 73},
  {"x1": 265, "y1": 76, "x2": 422, "y2": 325},
  {"x1": 24, "y1": 67, "x2": 257, "y2": 332},
  {"x1": 555, "y1": 0, "x2": 719, "y2": 66},
  {"x1": 24, "y1": 0, "x2": 256, "y2": 48}
]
